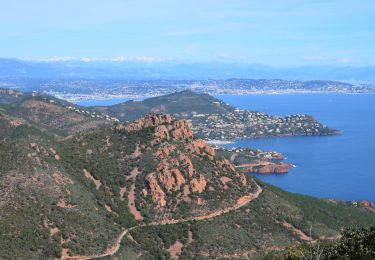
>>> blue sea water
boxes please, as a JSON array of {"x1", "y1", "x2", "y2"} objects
[
  {"x1": 218, "y1": 94, "x2": 375, "y2": 202},
  {"x1": 76, "y1": 97, "x2": 145, "y2": 107},
  {"x1": 76, "y1": 94, "x2": 375, "y2": 201}
]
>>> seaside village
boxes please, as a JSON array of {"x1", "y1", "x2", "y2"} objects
[{"x1": 190, "y1": 108, "x2": 332, "y2": 141}]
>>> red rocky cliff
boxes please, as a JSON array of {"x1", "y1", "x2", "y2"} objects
[{"x1": 116, "y1": 114, "x2": 193, "y2": 144}]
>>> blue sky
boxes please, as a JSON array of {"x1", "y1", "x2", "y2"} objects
[{"x1": 1, "y1": 0, "x2": 374, "y2": 66}]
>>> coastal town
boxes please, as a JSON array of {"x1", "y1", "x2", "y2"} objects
[
  {"x1": 1, "y1": 78, "x2": 375, "y2": 103},
  {"x1": 49, "y1": 79, "x2": 375, "y2": 102},
  {"x1": 188, "y1": 108, "x2": 338, "y2": 141}
]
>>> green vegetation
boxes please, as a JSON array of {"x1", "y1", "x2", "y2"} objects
[
  {"x1": 0, "y1": 91, "x2": 112, "y2": 138},
  {"x1": 114, "y1": 180, "x2": 375, "y2": 259},
  {"x1": 282, "y1": 227, "x2": 375, "y2": 259},
  {"x1": 92, "y1": 90, "x2": 234, "y2": 121},
  {"x1": 91, "y1": 90, "x2": 338, "y2": 141},
  {"x1": 0, "y1": 89, "x2": 373, "y2": 259}
]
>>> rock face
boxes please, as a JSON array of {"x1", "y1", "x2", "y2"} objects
[
  {"x1": 83, "y1": 169, "x2": 102, "y2": 189},
  {"x1": 179, "y1": 154, "x2": 195, "y2": 177},
  {"x1": 157, "y1": 161, "x2": 186, "y2": 192},
  {"x1": 170, "y1": 120, "x2": 193, "y2": 140},
  {"x1": 188, "y1": 139, "x2": 216, "y2": 158},
  {"x1": 146, "y1": 173, "x2": 166, "y2": 208},
  {"x1": 155, "y1": 144, "x2": 177, "y2": 158},
  {"x1": 241, "y1": 162, "x2": 291, "y2": 174},
  {"x1": 190, "y1": 175, "x2": 207, "y2": 193},
  {"x1": 117, "y1": 114, "x2": 174, "y2": 132},
  {"x1": 219, "y1": 157, "x2": 247, "y2": 186},
  {"x1": 220, "y1": 157, "x2": 236, "y2": 173},
  {"x1": 114, "y1": 114, "x2": 250, "y2": 216},
  {"x1": 116, "y1": 114, "x2": 193, "y2": 145},
  {"x1": 154, "y1": 125, "x2": 170, "y2": 140}
]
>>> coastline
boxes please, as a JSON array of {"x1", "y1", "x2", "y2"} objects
[
  {"x1": 206, "y1": 140, "x2": 234, "y2": 145},
  {"x1": 58, "y1": 91, "x2": 375, "y2": 104},
  {"x1": 207, "y1": 131, "x2": 341, "y2": 148}
]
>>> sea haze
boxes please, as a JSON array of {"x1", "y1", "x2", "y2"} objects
[{"x1": 219, "y1": 94, "x2": 375, "y2": 202}]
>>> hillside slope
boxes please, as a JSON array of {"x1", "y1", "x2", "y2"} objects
[
  {"x1": 60, "y1": 114, "x2": 250, "y2": 223},
  {"x1": 91, "y1": 90, "x2": 338, "y2": 140},
  {"x1": 0, "y1": 113, "x2": 373, "y2": 259},
  {"x1": 0, "y1": 89, "x2": 114, "y2": 138},
  {"x1": 0, "y1": 114, "x2": 252, "y2": 259},
  {"x1": 116, "y1": 181, "x2": 375, "y2": 259},
  {"x1": 92, "y1": 90, "x2": 234, "y2": 121}
]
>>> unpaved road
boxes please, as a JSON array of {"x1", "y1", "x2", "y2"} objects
[{"x1": 62, "y1": 181, "x2": 263, "y2": 260}]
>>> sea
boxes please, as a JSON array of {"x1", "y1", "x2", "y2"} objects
[{"x1": 76, "y1": 94, "x2": 375, "y2": 202}]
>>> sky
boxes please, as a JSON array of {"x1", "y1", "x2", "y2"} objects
[{"x1": 1, "y1": 0, "x2": 375, "y2": 66}]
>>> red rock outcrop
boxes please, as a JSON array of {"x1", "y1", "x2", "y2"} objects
[
  {"x1": 141, "y1": 188, "x2": 148, "y2": 197},
  {"x1": 239, "y1": 174, "x2": 247, "y2": 186},
  {"x1": 190, "y1": 175, "x2": 207, "y2": 193},
  {"x1": 188, "y1": 139, "x2": 216, "y2": 158},
  {"x1": 117, "y1": 114, "x2": 193, "y2": 145},
  {"x1": 116, "y1": 114, "x2": 174, "y2": 132},
  {"x1": 156, "y1": 144, "x2": 177, "y2": 158},
  {"x1": 173, "y1": 169, "x2": 186, "y2": 190},
  {"x1": 154, "y1": 125, "x2": 170, "y2": 141},
  {"x1": 157, "y1": 161, "x2": 186, "y2": 192},
  {"x1": 170, "y1": 120, "x2": 193, "y2": 140},
  {"x1": 218, "y1": 157, "x2": 247, "y2": 186},
  {"x1": 220, "y1": 157, "x2": 236, "y2": 173},
  {"x1": 118, "y1": 114, "x2": 252, "y2": 212},
  {"x1": 8, "y1": 119, "x2": 25, "y2": 127},
  {"x1": 146, "y1": 173, "x2": 166, "y2": 208},
  {"x1": 83, "y1": 169, "x2": 102, "y2": 190},
  {"x1": 179, "y1": 154, "x2": 195, "y2": 177},
  {"x1": 241, "y1": 162, "x2": 291, "y2": 174}
]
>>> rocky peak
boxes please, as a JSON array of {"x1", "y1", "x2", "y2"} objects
[
  {"x1": 170, "y1": 120, "x2": 193, "y2": 140},
  {"x1": 83, "y1": 113, "x2": 250, "y2": 218},
  {"x1": 116, "y1": 114, "x2": 174, "y2": 132},
  {"x1": 188, "y1": 139, "x2": 216, "y2": 158},
  {"x1": 117, "y1": 113, "x2": 193, "y2": 143}
]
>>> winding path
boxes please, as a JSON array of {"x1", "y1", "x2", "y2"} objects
[{"x1": 62, "y1": 181, "x2": 263, "y2": 260}]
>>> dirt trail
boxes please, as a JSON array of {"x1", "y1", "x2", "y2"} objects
[
  {"x1": 62, "y1": 181, "x2": 263, "y2": 260},
  {"x1": 280, "y1": 221, "x2": 342, "y2": 243},
  {"x1": 281, "y1": 221, "x2": 313, "y2": 241}
]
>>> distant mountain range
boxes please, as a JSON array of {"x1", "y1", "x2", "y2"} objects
[{"x1": 1, "y1": 58, "x2": 375, "y2": 83}]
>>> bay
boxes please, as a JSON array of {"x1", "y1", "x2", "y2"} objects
[
  {"x1": 76, "y1": 97, "x2": 144, "y2": 107},
  {"x1": 218, "y1": 94, "x2": 375, "y2": 201},
  {"x1": 75, "y1": 93, "x2": 375, "y2": 201}
]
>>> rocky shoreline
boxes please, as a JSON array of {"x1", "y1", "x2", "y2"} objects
[
  {"x1": 238, "y1": 161, "x2": 292, "y2": 174},
  {"x1": 215, "y1": 146, "x2": 294, "y2": 175}
]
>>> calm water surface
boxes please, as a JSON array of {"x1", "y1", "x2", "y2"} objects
[
  {"x1": 218, "y1": 94, "x2": 375, "y2": 201},
  {"x1": 76, "y1": 97, "x2": 144, "y2": 107},
  {"x1": 76, "y1": 94, "x2": 375, "y2": 201}
]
